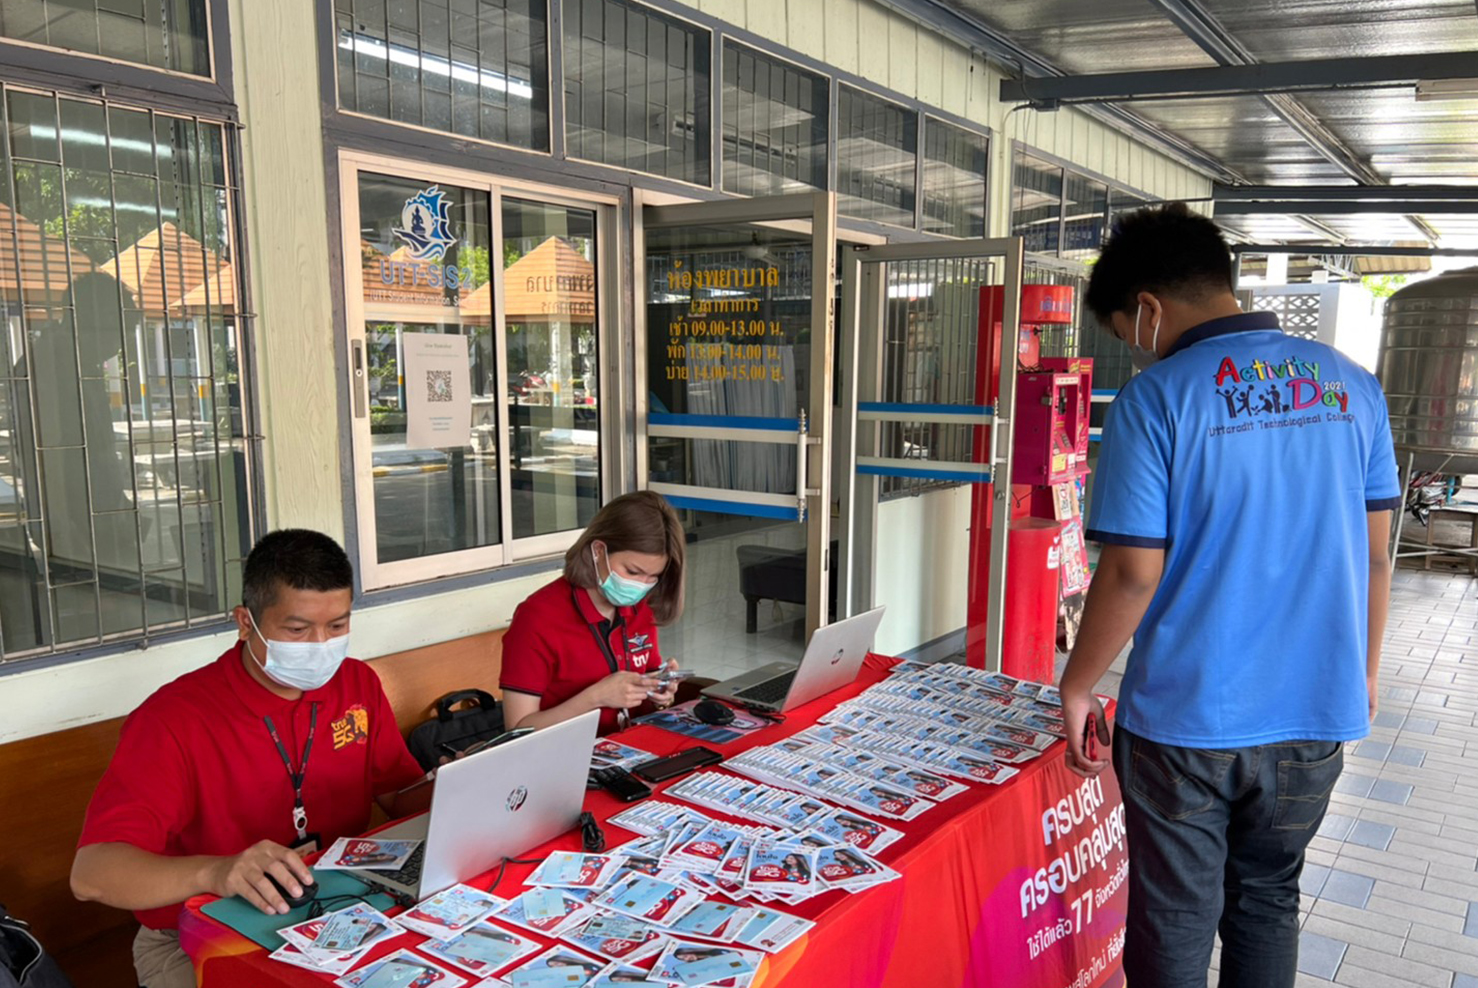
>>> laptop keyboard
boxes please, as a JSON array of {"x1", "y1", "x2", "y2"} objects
[
  {"x1": 734, "y1": 670, "x2": 796, "y2": 706},
  {"x1": 373, "y1": 843, "x2": 425, "y2": 888}
]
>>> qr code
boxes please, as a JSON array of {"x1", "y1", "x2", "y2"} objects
[{"x1": 425, "y1": 370, "x2": 454, "y2": 403}]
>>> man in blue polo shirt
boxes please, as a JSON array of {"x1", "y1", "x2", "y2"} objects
[{"x1": 1058, "y1": 204, "x2": 1399, "y2": 988}]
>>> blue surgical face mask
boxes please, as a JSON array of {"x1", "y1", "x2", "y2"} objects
[
  {"x1": 247, "y1": 610, "x2": 350, "y2": 691},
  {"x1": 1129, "y1": 302, "x2": 1162, "y2": 372},
  {"x1": 594, "y1": 544, "x2": 656, "y2": 608}
]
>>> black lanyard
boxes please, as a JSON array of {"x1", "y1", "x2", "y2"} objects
[
  {"x1": 264, "y1": 703, "x2": 319, "y2": 841},
  {"x1": 574, "y1": 587, "x2": 627, "y2": 674},
  {"x1": 574, "y1": 588, "x2": 631, "y2": 728}
]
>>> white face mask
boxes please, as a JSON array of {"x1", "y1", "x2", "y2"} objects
[
  {"x1": 1129, "y1": 302, "x2": 1161, "y2": 372},
  {"x1": 247, "y1": 610, "x2": 350, "y2": 691}
]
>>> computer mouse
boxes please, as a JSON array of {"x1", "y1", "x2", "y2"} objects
[
  {"x1": 266, "y1": 871, "x2": 318, "y2": 910},
  {"x1": 693, "y1": 697, "x2": 735, "y2": 726}
]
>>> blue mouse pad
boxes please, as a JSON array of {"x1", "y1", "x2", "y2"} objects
[{"x1": 199, "y1": 870, "x2": 396, "y2": 950}]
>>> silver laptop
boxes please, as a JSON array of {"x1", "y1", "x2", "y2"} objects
[
  {"x1": 350, "y1": 710, "x2": 598, "y2": 899},
  {"x1": 703, "y1": 606, "x2": 886, "y2": 713}
]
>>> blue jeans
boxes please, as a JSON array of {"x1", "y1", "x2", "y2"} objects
[{"x1": 1113, "y1": 727, "x2": 1344, "y2": 988}]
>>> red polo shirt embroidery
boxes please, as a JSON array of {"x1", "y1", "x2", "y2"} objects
[
  {"x1": 501, "y1": 576, "x2": 663, "y2": 734},
  {"x1": 78, "y1": 642, "x2": 424, "y2": 930}
]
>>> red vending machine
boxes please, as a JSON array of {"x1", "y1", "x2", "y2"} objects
[{"x1": 966, "y1": 286, "x2": 1091, "y2": 678}]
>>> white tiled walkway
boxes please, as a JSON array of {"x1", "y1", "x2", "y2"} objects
[{"x1": 1282, "y1": 567, "x2": 1478, "y2": 988}]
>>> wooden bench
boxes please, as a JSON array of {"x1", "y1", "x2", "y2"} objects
[{"x1": 0, "y1": 629, "x2": 505, "y2": 987}]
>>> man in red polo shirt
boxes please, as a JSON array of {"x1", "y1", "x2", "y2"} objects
[{"x1": 71, "y1": 529, "x2": 426, "y2": 988}]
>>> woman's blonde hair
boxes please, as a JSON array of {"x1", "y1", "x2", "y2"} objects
[{"x1": 565, "y1": 491, "x2": 685, "y2": 624}]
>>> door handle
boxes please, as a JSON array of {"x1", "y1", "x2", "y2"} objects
[{"x1": 351, "y1": 339, "x2": 367, "y2": 419}]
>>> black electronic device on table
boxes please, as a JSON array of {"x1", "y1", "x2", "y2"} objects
[
  {"x1": 266, "y1": 872, "x2": 318, "y2": 910},
  {"x1": 631, "y1": 745, "x2": 724, "y2": 783},
  {"x1": 693, "y1": 697, "x2": 735, "y2": 726},
  {"x1": 591, "y1": 765, "x2": 653, "y2": 801}
]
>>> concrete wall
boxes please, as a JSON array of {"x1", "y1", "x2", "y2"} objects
[
  {"x1": 871, "y1": 485, "x2": 975, "y2": 657},
  {"x1": 0, "y1": 0, "x2": 1214, "y2": 740}
]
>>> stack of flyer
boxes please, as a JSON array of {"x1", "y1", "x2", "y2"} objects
[
  {"x1": 265, "y1": 664, "x2": 1067, "y2": 987},
  {"x1": 270, "y1": 903, "x2": 407, "y2": 977}
]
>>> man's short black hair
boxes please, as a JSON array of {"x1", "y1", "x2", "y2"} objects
[
  {"x1": 1084, "y1": 202, "x2": 1234, "y2": 326},
  {"x1": 242, "y1": 529, "x2": 353, "y2": 618}
]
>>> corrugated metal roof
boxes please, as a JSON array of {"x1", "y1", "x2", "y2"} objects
[{"x1": 934, "y1": 0, "x2": 1478, "y2": 250}]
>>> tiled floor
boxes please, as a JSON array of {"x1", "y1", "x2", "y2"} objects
[
  {"x1": 660, "y1": 521, "x2": 809, "y2": 681},
  {"x1": 1186, "y1": 567, "x2": 1478, "y2": 988}
]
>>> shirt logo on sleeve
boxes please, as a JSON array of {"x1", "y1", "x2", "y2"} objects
[{"x1": 332, "y1": 704, "x2": 369, "y2": 749}]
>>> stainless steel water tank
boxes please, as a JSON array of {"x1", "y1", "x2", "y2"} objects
[{"x1": 1378, "y1": 266, "x2": 1478, "y2": 475}]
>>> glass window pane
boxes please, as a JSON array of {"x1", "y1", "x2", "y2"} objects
[
  {"x1": 0, "y1": 95, "x2": 249, "y2": 663},
  {"x1": 1110, "y1": 187, "x2": 1149, "y2": 226},
  {"x1": 563, "y1": 0, "x2": 710, "y2": 185},
  {"x1": 0, "y1": 0, "x2": 211, "y2": 75},
  {"x1": 876, "y1": 256, "x2": 995, "y2": 498},
  {"x1": 1011, "y1": 152, "x2": 1062, "y2": 254},
  {"x1": 357, "y1": 172, "x2": 501, "y2": 564},
  {"x1": 1062, "y1": 173, "x2": 1108, "y2": 261},
  {"x1": 721, "y1": 41, "x2": 827, "y2": 197},
  {"x1": 502, "y1": 198, "x2": 600, "y2": 539},
  {"x1": 921, "y1": 118, "x2": 986, "y2": 238},
  {"x1": 837, "y1": 86, "x2": 916, "y2": 228},
  {"x1": 338, "y1": 0, "x2": 551, "y2": 152}
]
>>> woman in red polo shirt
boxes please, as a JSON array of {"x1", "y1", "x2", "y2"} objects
[{"x1": 501, "y1": 491, "x2": 686, "y2": 734}]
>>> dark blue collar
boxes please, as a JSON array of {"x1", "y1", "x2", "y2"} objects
[{"x1": 1165, "y1": 310, "x2": 1281, "y2": 359}]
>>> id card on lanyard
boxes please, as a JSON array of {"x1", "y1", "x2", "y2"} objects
[{"x1": 264, "y1": 703, "x2": 322, "y2": 853}]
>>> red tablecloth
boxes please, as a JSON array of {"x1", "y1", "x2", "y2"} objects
[{"x1": 181, "y1": 656, "x2": 1128, "y2": 988}]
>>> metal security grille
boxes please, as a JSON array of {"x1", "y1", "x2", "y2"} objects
[
  {"x1": 563, "y1": 0, "x2": 711, "y2": 185},
  {"x1": 837, "y1": 85, "x2": 917, "y2": 228},
  {"x1": 0, "y1": 0, "x2": 210, "y2": 76},
  {"x1": 1251, "y1": 292, "x2": 1321, "y2": 340},
  {"x1": 922, "y1": 118, "x2": 987, "y2": 239},
  {"x1": 334, "y1": 0, "x2": 551, "y2": 151},
  {"x1": 1023, "y1": 260, "x2": 1085, "y2": 361},
  {"x1": 721, "y1": 41, "x2": 828, "y2": 197},
  {"x1": 877, "y1": 257, "x2": 993, "y2": 499},
  {"x1": 0, "y1": 87, "x2": 253, "y2": 662}
]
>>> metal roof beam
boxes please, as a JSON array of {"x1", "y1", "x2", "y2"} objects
[
  {"x1": 1406, "y1": 216, "x2": 1443, "y2": 243},
  {"x1": 998, "y1": 51, "x2": 1476, "y2": 105},
  {"x1": 1218, "y1": 201, "x2": 1478, "y2": 215},
  {"x1": 1290, "y1": 215, "x2": 1349, "y2": 242},
  {"x1": 1138, "y1": 0, "x2": 1435, "y2": 244},
  {"x1": 872, "y1": 0, "x2": 1244, "y2": 182},
  {"x1": 1231, "y1": 244, "x2": 1478, "y2": 257},
  {"x1": 1216, "y1": 185, "x2": 1478, "y2": 202}
]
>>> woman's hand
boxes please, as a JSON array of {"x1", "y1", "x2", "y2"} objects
[
  {"x1": 585, "y1": 671, "x2": 661, "y2": 710},
  {"x1": 649, "y1": 660, "x2": 681, "y2": 709}
]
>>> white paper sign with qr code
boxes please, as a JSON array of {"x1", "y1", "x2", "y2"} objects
[{"x1": 402, "y1": 332, "x2": 472, "y2": 451}]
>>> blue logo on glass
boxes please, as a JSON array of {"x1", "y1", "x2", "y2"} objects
[{"x1": 392, "y1": 185, "x2": 457, "y2": 262}]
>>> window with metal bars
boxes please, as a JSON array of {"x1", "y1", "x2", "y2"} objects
[
  {"x1": 721, "y1": 41, "x2": 827, "y2": 198},
  {"x1": 877, "y1": 256, "x2": 990, "y2": 500},
  {"x1": 1012, "y1": 150, "x2": 1151, "y2": 396},
  {"x1": 334, "y1": 0, "x2": 551, "y2": 151},
  {"x1": 563, "y1": 0, "x2": 711, "y2": 185},
  {"x1": 0, "y1": 87, "x2": 252, "y2": 662},
  {"x1": 1023, "y1": 262, "x2": 1085, "y2": 362},
  {"x1": 837, "y1": 85, "x2": 916, "y2": 228},
  {"x1": 921, "y1": 117, "x2": 986, "y2": 238},
  {"x1": 0, "y1": 0, "x2": 210, "y2": 76}
]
